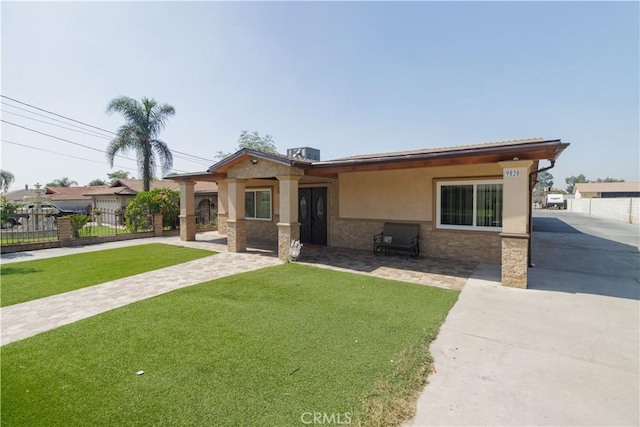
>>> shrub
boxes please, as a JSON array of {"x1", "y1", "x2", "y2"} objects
[
  {"x1": 124, "y1": 188, "x2": 179, "y2": 232},
  {"x1": 70, "y1": 214, "x2": 91, "y2": 238}
]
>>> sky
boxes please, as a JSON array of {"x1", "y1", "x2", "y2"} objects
[{"x1": 1, "y1": 1, "x2": 638, "y2": 193}]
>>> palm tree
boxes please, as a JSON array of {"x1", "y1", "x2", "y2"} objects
[
  {"x1": 0, "y1": 170, "x2": 15, "y2": 193},
  {"x1": 47, "y1": 177, "x2": 78, "y2": 187},
  {"x1": 106, "y1": 96, "x2": 175, "y2": 192}
]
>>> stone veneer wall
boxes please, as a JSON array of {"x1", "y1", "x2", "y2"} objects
[
  {"x1": 217, "y1": 213, "x2": 227, "y2": 234},
  {"x1": 425, "y1": 229, "x2": 501, "y2": 263},
  {"x1": 501, "y1": 237, "x2": 528, "y2": 288},
  {"x1": 246, "y1": 214, "x2": 279, "y2": 241},
  {"x1": 328, "y1": 217, "x2": 501, "y2": 263}
]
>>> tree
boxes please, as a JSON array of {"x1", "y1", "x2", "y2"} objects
[
  {"x1": 89, "y1": 179, "x2": 107, "y2": 186},
  {"x1": 595, "y1": 177, "x2": 625, "y2": 183},
  {"x1": 216, "y1": 130, "x2": 278, "y2": 159},
  {"x1": 47, "y1": 177, "x2": 78, "y2": 187},
  {"x1": 107, "y1": 170, "x2": 131, "y2": 181},
  {"x1": 565, "y1": 174, "x2": 589, "y2": 194},
  {"x1": 106, "y1": 96, "x2": 175, "y2": 192},
  {"x1": 535, "y1": 171, "x2": 554, "y2": 191},
  {"x1": 0, "y1": 170, "x2": 15, "y2": 193}
]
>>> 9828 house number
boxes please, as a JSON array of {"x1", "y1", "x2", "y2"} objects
[{"x1": 504, "y1": 169, "x2": 521, "y2": 177}]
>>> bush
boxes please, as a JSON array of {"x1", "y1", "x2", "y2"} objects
[
  {"x1": 0, "y1": 196, "x2": 16, "y2": 225},
  {"x1": 70, "y1": 214, "x2": 91, "y2": 238},
  {"x1": 124, "y1": 188, "x2": 179, "y2": 232}
]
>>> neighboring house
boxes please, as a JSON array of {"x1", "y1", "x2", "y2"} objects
[
  {"x1": 46, "y1": 186, "x2": 108, "y2": 212},
  {"x1": 83, "y1": 179, "x2": 218, "y2": 220},
  {"x1": 574, "y1": 182, "x2": 640, "y2": 199},
  {"x1": 170, "y1": 137, "x2": 569, "y2": 289},
  {"x1": 4, "y1": 188, "x2": 39, "y2": 203},
  {"x1": 5, "y1": 186, "x2": 105, "y2": 212}
]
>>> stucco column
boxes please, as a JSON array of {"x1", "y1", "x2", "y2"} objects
[
  {"x1": 499, "y1": 160, "x2": 533, "y2": 288},
  {"x1": 217, "y1": 180, "x2": 228, "y2": 235},
  {"x1": 227, "y1": 178, "x2": 247, "y2": 252},
  {"x1": 179, "y1": 181, "x2": 196, "y2": 241},
  {"x1": 277, "y1": 175, "x2": 301, "y2": 260}
]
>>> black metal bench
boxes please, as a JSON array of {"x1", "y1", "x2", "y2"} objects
[{"x1": 373, "y1": 222, "x2": 420, "y2": 258}]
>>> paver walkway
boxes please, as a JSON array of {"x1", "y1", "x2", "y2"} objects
[
  {"x1": 1, "y1": 240, "x2": 280, "y2": 346},
  {"x1": 1, "y1": 231, "x2": 476, "y2": 346}
]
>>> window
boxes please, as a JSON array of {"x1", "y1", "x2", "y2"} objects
[
  {"x1": 437, "y1": 180, "x2": 503, "y2": 231},
  {"x1": 245, "y1": 189, "x2": 271, "y2": 220}
]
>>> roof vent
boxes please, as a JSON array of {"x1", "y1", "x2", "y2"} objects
[{"x1": 287, "y1": 147, "x2": 320, "y2": 161}]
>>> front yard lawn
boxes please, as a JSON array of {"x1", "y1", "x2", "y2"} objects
[
  {"x1": 1, "y1": 264, "x2": 459, "y2": 426},
  {"x1": 0, "y1": 243, "x2": 216, "y2": 307}
]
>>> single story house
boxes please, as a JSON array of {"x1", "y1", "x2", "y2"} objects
[
  {"x1": 170, "y1": 137, "x2": 569, "y2": 289},
  {"x1": 574, "y1": 182, "x2": 640, "y2": 199},
  {"x1": 83, "y1": 179, "x2": 218, "y2": 223}
]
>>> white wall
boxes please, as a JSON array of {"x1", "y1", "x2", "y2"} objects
[{"x1": 567, "y1": 198, "x2": 640, "y2": 224}]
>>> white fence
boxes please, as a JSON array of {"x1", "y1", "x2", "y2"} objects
[{"x1": 567, "y1": 198, "x2": 640, "y2": 224}]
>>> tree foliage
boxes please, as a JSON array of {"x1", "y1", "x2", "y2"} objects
[
  {"x1": 535, "y1": 171, "x2": 554, "y2": 191},
  {"x1": 124, "y1": 188, "x2": 180, "y2": 232},
  {"x1": 70, "y1": 214, "x2": 91, "y2": 238},
  {"x1": 565, "y1": 174, "x2": 625, "y2": 193},
  {"x1": 565, "y1": 174, "x2": 588, "y2": 193},
  {"x1": 0, "y1": 170, "x2": 15, "y2": 193},
  {"x1": 106, "y1": 96, "x2": 175, "y2": 192},
  {"x1": 216, "y1": 130, "x2": 278, "y2": 159},
  {"x1": 595, "y1": 177, "x2": 625, "y2": 183},
  {"x1": 107, "y1": 170, "x2": 131, "y2": 181},
  {"x1": 1, "y1": 195, "x2": 16, "y2": 225},
  {"x1": 47, "y1": 177, "x2": 78, "y2": 187},
  {"x1": 89, "y1": 179, "x2": 107, "y2": 186}
]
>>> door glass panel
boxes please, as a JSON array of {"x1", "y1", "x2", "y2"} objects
[
  {"x1": 316, "y1": 197, "x2": 324, "y2": 220},
  {"x1": 300, "y1": 195, "x2": 307, "y2": 220}
]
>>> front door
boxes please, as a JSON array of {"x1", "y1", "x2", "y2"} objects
[{"x1": 298, "y1": 187, "x2": 327, "y2": 245}]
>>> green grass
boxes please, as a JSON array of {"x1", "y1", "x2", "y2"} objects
[
  {"x1": 1, "y1": 264, "x2": 459, "y2": 426},
  {"x1": 0, "y1": 244, "x2": 216, "y2": 307}
]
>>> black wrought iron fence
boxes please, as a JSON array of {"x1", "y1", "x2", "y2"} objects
[
  {"x1": 196, "y1": 208, "x2": 217, "y2": 227},
  {"x1": 1, "y1": 208, "x2": 60, "y2": 244},
  {"x1": 76, "y1": 208, "x2": 153, "y2": 238}
]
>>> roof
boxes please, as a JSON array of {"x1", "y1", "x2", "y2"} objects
[
  {"x1": 333, "y1": 138, "x2": 547, "y2": 161},
  {"x1": 83, "y1": 179, "x2": 217, "y2": 196},
  {"x1": 170, "y1": 137, "x2": 569, "y2": 180},
  {"x1": 4, "y1": 189, "x2": 39, "y2": 202},
  {"x1": 46, "y1": 186, "x2": 108, "y2": 201},
  {"x1": 574, "y1": 182, "x2": 640, "y2": 194}
]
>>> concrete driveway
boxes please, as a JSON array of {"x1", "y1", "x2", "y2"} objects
[{"x1": 411, "y1": 210, "x2": 639, "y2": 426}]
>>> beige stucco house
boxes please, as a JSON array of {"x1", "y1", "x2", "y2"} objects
[{"x1": 171, "y1": 138, "x2": 569, "y2": 288}]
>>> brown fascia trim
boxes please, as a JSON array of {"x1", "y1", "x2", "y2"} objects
[{"x1": 308, "y1": 140, "x2": 569, "y2": 170}]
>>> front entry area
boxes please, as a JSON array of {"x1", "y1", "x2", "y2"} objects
[{"x1": 298, "y1": 187, "x2": 327, "y2": 245}]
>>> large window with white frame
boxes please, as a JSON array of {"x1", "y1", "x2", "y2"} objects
[
  {"x1": 245, "y1": 188, "x2": 272, "y2": 220},
  {"x1": 436, "y1": 179, "x2": 503, "y2": 231}
]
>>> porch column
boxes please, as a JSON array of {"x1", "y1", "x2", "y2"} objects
[
  {"x1": 277, "y1": 175, "x2": 301, "y2": 260},
  {"x1": 499, "y1": 160, "x2": 533, "y2": 288},
  {"x1": 179, "y1": 180, "x2": 196, "y2": 241},
  {"x1": 217, "y1": 180, "x2": 228, "y2": 235},
  {"x1": 227, "y1": 178, "x2": 247, "y2": 252}
]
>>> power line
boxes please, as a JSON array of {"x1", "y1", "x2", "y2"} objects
[
  {"x1": 3, "y1": 109, "x2": 211, "y2": 166},
  {"x1": 1, "y1": 95, "x2": 115, "y2": 135},
  {"x1": 1, "y1": 96, "x2": 216, "y2": 164},
  {"x1": 1, "y1": 120, "x2": 190, "y2": 173},
  {"x1": 1, "y1": 139, "x2": 138, "y2": 172},
  {"x1": 1, "y1": 109, "x2": 112, "y2": 140},
  {"x1": 1, "y1": 101, "x2": 114, "y2": 137}
]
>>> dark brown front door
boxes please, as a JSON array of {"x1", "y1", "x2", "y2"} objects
[{"x1": 299, "y1": 187, "x2": 327, "y2": 245}]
